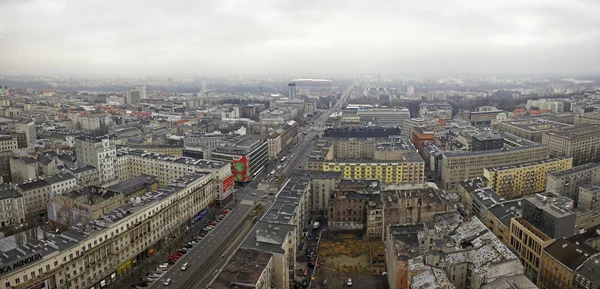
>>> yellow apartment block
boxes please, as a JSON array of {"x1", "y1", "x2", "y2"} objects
[
  {"x1": 312, "y1": 159, "x2": 424, "y2": 185},
  {"x1": 484, "y1": 157, "x2": 573, "y2": 199},
  {"x1": 510, "y1": 218, "x2": 555, "y2": 284}
]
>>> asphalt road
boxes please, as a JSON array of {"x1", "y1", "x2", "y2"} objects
[
  {"x1": 152, "y1": 86, "x2": 352, "y2": 289},
  {"x1": 149, "y1": 196, "x2": 256, "y2": 289}
]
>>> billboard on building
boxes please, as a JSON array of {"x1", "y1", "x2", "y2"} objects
[
  {"x1": 232, "y1": 155, "x2": 250, "y2": 182},
  {"x1": 222, "y1": 175, "x2": 234, "y2": 193}
]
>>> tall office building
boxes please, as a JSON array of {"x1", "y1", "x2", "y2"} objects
[
  {"x1": 125, "y1": 85, "x2": 146, "y2": 105},
  {"x1": 202, "y1": 77, "x2": 207, "y2": 93},
  {"x1": 288, "y1": 82, "x2": 296, "y2": 99}
]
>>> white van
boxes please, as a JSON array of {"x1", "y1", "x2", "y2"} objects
[{"x1": 158, "y1": 263, "x2": 169, "y2": 271}]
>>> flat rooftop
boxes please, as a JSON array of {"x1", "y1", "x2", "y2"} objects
[
  {"x1": 525, "y1": 193, "x2": 576, "y2": 218},
  {"x1": 485, "y1": 157, "x2": 571, "y2": 172},
  {"x1": 208, "y1": 249, "x2": 272, "y2": 289},
  {"x1": 545, "y1": 124, "x2": 600, "y2": 139},
  {"x1": 117, "y1": 148, "x2": 228, "y2": 170},
  {"x1": 106, "y1": 174, "x2": 158, "y2": 194},
  {"x1": 498, "y1": 117, "x2": 573, "y2": 132},
  {"x1": 240, "y1": 221, "x2": 295, "y2": 255},
  {"x1": 443, "y1": 143, "x2": 548, "y2": 158},
  {"x1": 548, "y1": 163, "x2": 600, "y2": 178}
]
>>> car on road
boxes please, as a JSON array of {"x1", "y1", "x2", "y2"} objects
[
  {"x1": 181, "y1": 263, "x2": 188, "y2": 271},
  {"x1": 250, "y1": 193, "x2": 257, "y2": 196},
  {"x1": 347, "y1": 278, "x2": 352, "y2": 286},
  {"x1": 164, "y1": 279, "x2": 172, "y2": 286}
]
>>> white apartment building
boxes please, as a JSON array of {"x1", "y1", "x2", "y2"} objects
[
  {"x1": 116, "y1": 148, "x2": 234, "y2": 202},
  {"x1": 75, "y1": 136, "x2": 117, "y2": 184},
  {"x1": 0, "y1": 173, "x2": 214, "y2": 289},
  {"x1": 44, "y1": 173, "x2": 77, "y2": 197},
  {"x1": 0, "y1": 184, "x2": 25, "y2": 227}
]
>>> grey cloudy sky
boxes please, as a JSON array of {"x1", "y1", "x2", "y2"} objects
[{"x1": 0, "y1": 0, "x2": 599, "y2": 76}]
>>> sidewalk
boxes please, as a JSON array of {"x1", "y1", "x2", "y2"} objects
[{"x1": 109, "y1": 207, "x2": 218, "y2": 289}]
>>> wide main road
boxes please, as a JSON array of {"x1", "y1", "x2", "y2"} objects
[{"x1": 149, "y1": 199, "x2": 256, "y2": 289}]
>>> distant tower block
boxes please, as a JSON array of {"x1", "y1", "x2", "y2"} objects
[
  {"x1": 202, "y1": 77, "x2": 207, "y2": 93},
  {"x1": 288, "y1": 82, "x2": 296, "y2": 99}
]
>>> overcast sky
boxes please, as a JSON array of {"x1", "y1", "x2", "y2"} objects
[{"x1": 0, "y1": 0, "x2": 599, "y2": 77}]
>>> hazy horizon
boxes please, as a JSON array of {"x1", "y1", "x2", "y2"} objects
[{"x1": 1, "y1": 0, "x2": 599, "y2": 77}]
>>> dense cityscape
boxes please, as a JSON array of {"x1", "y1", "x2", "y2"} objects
[
  {"x1": 0, "y1": 75, "x2": 599, "y2": 289},
  {"x1": 1, "y1": 0, "x2": 600, "y2": 288}
]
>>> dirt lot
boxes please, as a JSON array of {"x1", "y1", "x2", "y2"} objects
[{"x1": 317, "y1": 232, "x2": 386, "y2": 275}]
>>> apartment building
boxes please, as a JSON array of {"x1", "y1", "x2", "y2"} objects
[
  {"x1": 67, "y1": 165, "x2": 100, "y2": 187},
  {"x1": 574, "y1": 112, "x2": 600, "y2": 125},
  {"x1": 497, "y1": 117, "x2": 572, "y2": 142},
  {"x1": 0, "y1": 184, "x2": 25, "y2": 227},
  {"x1": 15, "y1": 178, "x2": 51, "y2": 219},
  {"x1": 0, "y1": 135, "x2": 17, "y2": 182},
  {"x1": 239, "y1": 221, "x2": 296, "y2": 289},
  {"x1": 116, "y1": 148, "x2": 233, "y2": 202},
  {"x1": 484, "y1": 157, "x2": 573, "y2": 199},
  {"x1": 289, "y1": 170, "x2": 340, "y2": 214},
  {"x1": 9, "y1": 156, "x2": 38, "y2": 182},
  {"x1": 546, "y1": 163, "x2": 600, "y2": 207},
  {"x1": 126, "y1": 144, "x2": 183, "y2": 156},
  {"x1": 578, "y1": 181, "x2": 600, "y2": 210},
  {"x1": 47, "y1": 175, "x2": 159, "y2": 227},
  {"x1": 75, "y1": 136, "x2": 117, "y2": 184},
  {"x1": 526, "y1": 99, "x2": 565, "y2": 113},
  {"x1": 542, "y1": 124, "x2": 600, "y2": 166},
  {"x1": 206, "y1": 249, "x2": 274, "y2": 289},
  {"x1": 386, "y1": 213, "x2": 533, "y2": 289},
  {"x1": 0, "y1": 173, "x2": 214, "y2": 289},
  {"x1": 262, "y1": 178, "x2": 311, "y2": 245},
  {"x1": 538, "y1": 238, "x2": 596, "y2": 289},
  {"x1": 45, "y1": 173, "x2": 77, "y2": 197},
  {"x1": 308, "y1": 140, "x2": 425, "y2": 185},
  {"x1": 323, "y1": 126, "x2": 402, "y2": 139},
  {"x1": 15, "y1": 121, "x2": 36, "y2": 148},
  {"x1": 411, "y1": 127, "x2": 434, "y2": 156},
  {"x1": 441, "y1": 144, "x2": 550, "y2": 189},
  {"x1": 183, "y1": 134, "x2": 225, "y2": 148},
  {"x1": 267, "y1": 132, "x2": 282, "y2": 159}
]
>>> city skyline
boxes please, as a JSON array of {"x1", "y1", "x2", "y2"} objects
[{"x1": 0, "y1": 0, "x2": 599, "y2": 76}]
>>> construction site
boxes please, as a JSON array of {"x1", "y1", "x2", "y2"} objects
[{"x1": 313, "y1": 231, "x2": 388, "y2": 288}]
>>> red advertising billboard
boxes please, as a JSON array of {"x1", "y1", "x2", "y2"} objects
[
  {"x1": 232, "y1": 155, "x2": 250, "y2": 182},
  {"x1": 222, "y1": 175, "x2": 234, "y2": 193}
]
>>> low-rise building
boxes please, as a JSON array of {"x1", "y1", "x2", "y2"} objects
[
  {"x1": 45, "y1": 173, "x2": 77, "y2": 197},
  {"x1": 15, "y1": 178, "x2": 51, "y2": 219}
]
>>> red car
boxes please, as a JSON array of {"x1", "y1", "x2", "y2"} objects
[
  {"x1": 209, "y1": 221, "x2": 217, "y2": 226},
  {"x1": 222, "y1": 210, "x2": 228, "y2": 215},
  {"x1": 173, "y1": 255, "x2": 181, "y2": 260}
]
